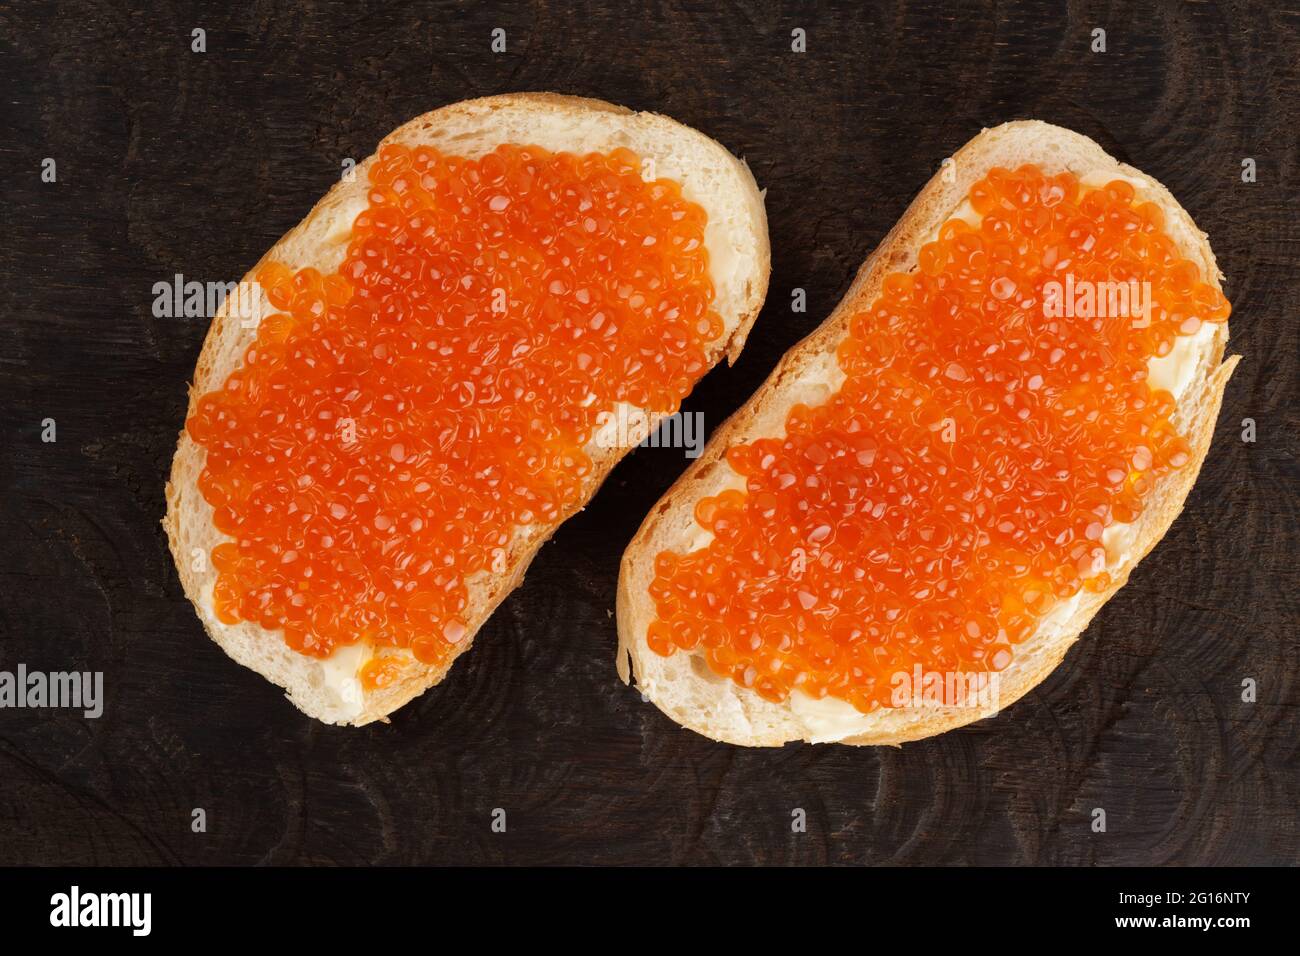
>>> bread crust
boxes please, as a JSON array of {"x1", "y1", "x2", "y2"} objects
[
  {"x1": 164, "y1": 93, "x2": 770, "y2": 725},
  {"x1": 617, "y1": 120, "x2": 1240, "y2": 747}
]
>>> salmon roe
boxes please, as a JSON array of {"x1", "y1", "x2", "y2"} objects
[
  {"x1": 187, "y1": 143, "x2": 719, "y2": 677},
  {"x1": 648, "y1": 165, "x2": 1229, "y2": 713}
]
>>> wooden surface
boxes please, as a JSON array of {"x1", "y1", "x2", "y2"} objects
[{"x1": 0, "y1": 0, "x2": 1296, "y2": 866}]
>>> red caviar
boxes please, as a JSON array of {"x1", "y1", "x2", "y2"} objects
[
  {"x1": 648, "y1": 165, "x2": 1229, "y2": 713},
  {"x1": 187, "y1": 143, "x2": 718, "y2": 678}
]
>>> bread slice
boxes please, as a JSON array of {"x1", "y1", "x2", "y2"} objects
[
  {"x1": 617, "y1": 120, "x2": 1239, "y2": 747},
  {"x1": 164, "y1": 93, "x2": 770, "y2": 726}
]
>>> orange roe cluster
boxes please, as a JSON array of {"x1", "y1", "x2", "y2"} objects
[
  {"x1": 187, "y1": 143, "x2": 718, "y2": 674},
  {"x1": 647, "y1": 165, "x2": 1229, "y2": 713}
]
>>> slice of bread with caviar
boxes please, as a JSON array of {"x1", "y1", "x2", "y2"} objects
[
  {"x1": 165, "y1": 93, "x2": 770, "y2": 726},
  {"x1": 617, "y1": 120, "x2": 1239, "y2": 747}
]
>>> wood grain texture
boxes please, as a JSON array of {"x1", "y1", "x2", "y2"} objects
[{"x1": 0, "y1": 0, "x2": 1296, "y2": 865}]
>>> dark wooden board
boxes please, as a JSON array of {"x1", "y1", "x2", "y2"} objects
[{"x1": 0, "y1": 0, "x2": 1296, "y2": 866}]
